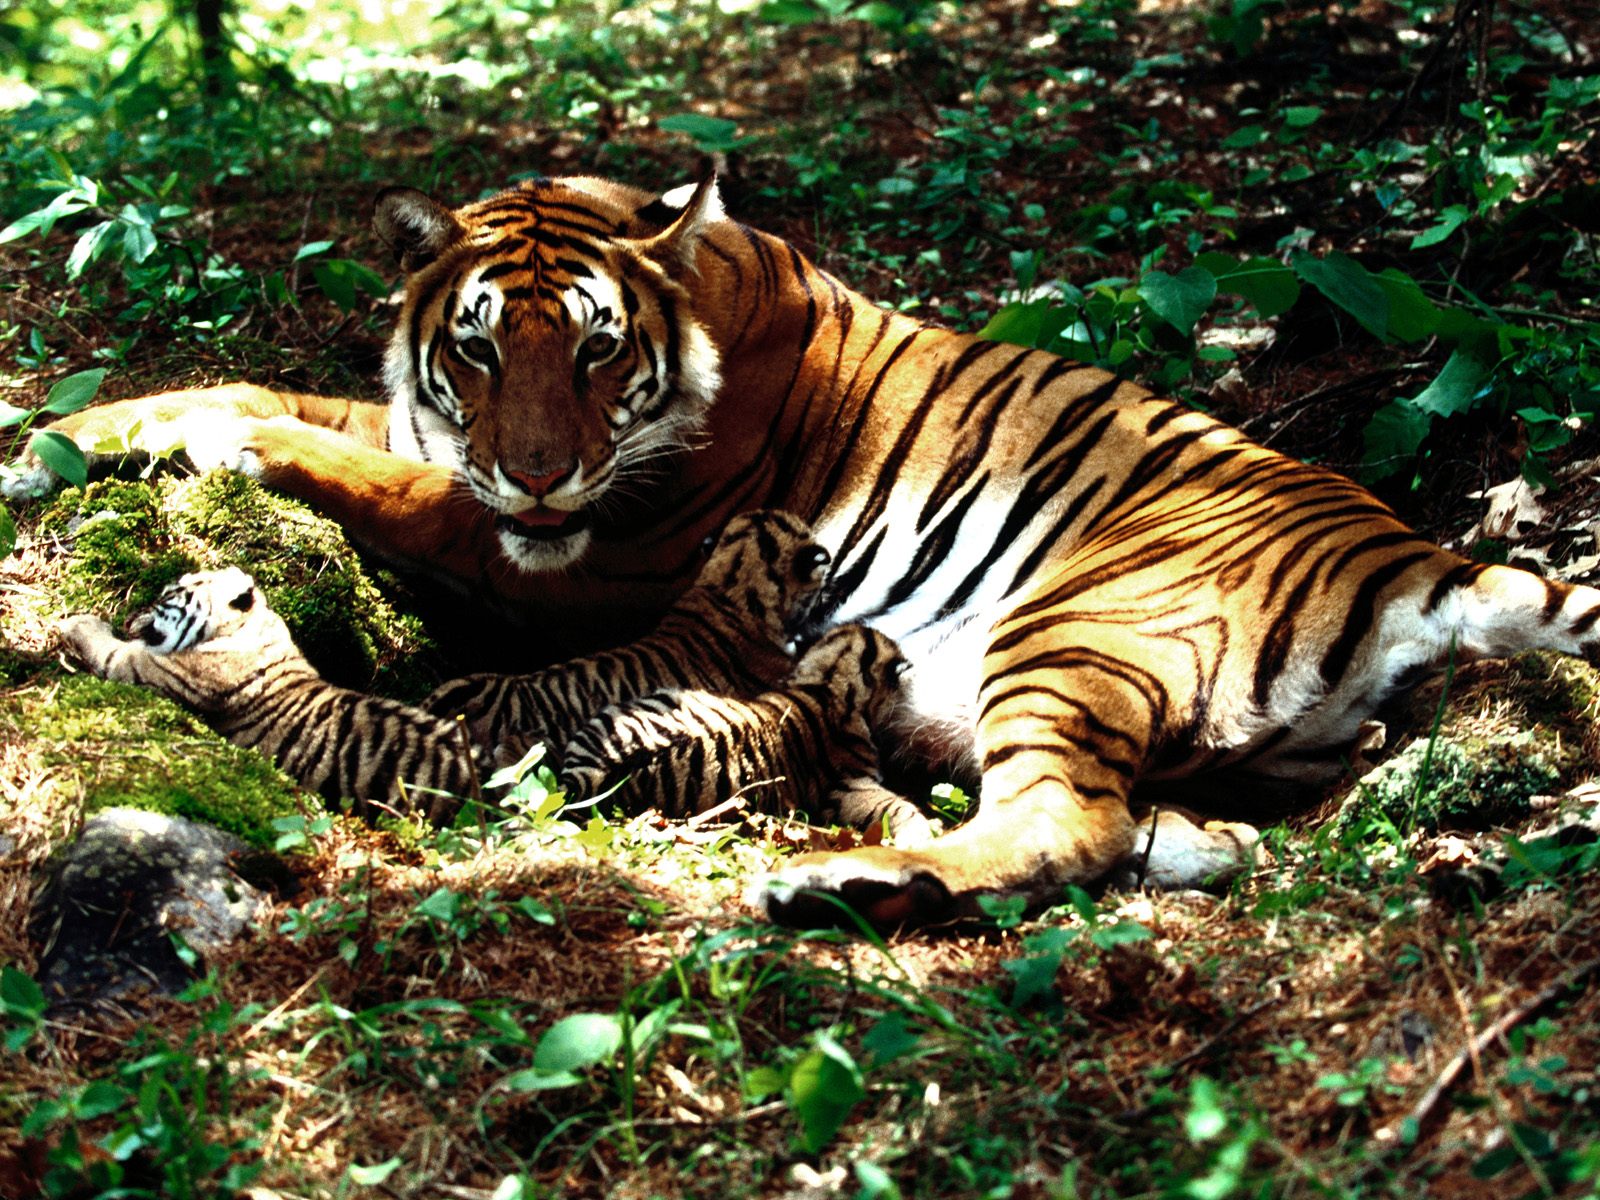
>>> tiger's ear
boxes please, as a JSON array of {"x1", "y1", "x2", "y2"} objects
[
  {"x1": 374, "y1": 187, "x2": 463, "y2": 273},
  {"x1": 630, "y1": 175, "x2": 723, "y2": 277}
]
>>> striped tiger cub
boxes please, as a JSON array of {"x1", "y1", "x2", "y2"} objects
[
  {"x1": 422, "y1": 508, "x2": 829, "y2": 759},
  {"x1": 55, "y1": 567, "x2": 474, "y2": 823},
  {"x1": 561, "y1": 624, "x2": 933, "y2": 843}
]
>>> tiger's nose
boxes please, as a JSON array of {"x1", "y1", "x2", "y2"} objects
[{"x1": 503, "y1": 464, "x2": 574, "y2": 497}]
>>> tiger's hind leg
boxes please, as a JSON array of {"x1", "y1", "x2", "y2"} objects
[{"x1": 756, "y1": 637, "x2": 1165, "y2": 929}]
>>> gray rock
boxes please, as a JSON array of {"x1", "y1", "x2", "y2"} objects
[{"x1": 28, "y1": 808, "x2": 269, "y2": 1013}]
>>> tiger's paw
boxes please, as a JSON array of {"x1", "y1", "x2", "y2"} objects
[
  {"x1": 1, "y1": 458, "x2": 60, "y2": 502},
  {"x1": 182, "y1": 413, "x2": 280, "y2": 479},
  {"x1": 1108, "y1": 809, "x2": 1260, "y2": 892},
  {"x1": 55, "y1": 614, "x2": 115, "y2": 662},
  {"x1": 749, "y1": 846, "x2": 955, "y2": 931}
]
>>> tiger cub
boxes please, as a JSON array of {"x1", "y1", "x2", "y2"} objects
[
  {"x1": 55, "y1": 567, "x2": 474, "y2": 823},
  {"x1": 560, "y1": 624, "x2": 933, "y2": 843},
  {"x1": 423, "y1": 509, "x2": 829, "y2": 760}
]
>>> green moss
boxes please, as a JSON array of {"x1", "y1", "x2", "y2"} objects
[
  {"x1": 1336, "y1": 731, "x2": 1559, "y2": 836},
  {"x1": 164, "y1": 471, "x2": 441, "y2": 690},
  {"x1": 40, "y1": 479, "x2": 197, "y2": 622},
  {"x1": 40, "y1": 469, "x2": 442, "y2": 693},
  {"x1": 0, "y1": 647, "x2": 43, "y2": 688},
  {"x1": 13, "y1": 675, "x2": 307, "y2": 847}
]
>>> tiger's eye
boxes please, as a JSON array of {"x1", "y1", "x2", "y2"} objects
[
  {"x1": 458, "y1": 335, "x2": 495, "y2": 363},
  {"x1": 584, "y1": 331, "x2": 620, "y2": 361}
]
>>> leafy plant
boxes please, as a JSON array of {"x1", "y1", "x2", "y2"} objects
[{"x1": 0, "y1": 366, "x2": 101, "y2": 554}]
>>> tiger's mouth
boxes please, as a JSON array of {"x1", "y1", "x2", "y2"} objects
[{"x1": 494, "y1": 506, "x2": 594, "y2": 542}]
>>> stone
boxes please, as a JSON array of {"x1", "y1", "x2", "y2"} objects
[{"x1": 28, "y1": 807, "x2": 269, "y2": 1013}]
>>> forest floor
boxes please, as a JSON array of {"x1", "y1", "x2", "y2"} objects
[{"x1": 2, "y1": 0, "x2": 1599, "y2": 1196}]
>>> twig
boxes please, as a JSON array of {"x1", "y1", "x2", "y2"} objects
[{"x1": 1372, "y1": 954, "x2": 1600, "y2": 1147}]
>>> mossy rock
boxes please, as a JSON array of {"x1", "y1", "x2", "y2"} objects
[
  {"x1": 164, "y1": 471, "x2": 439, "y2": 693},
  {"x1": 1336, "y1": 731, "x2": 1560, "y2": 837},
  {"x1": 39, "y1": 479, "x2": 198, "y2": 621},
  {"x1": 9, "y1": 675, "x2": 307, "y2": 847},
  {"x1": 41, "y1": 470, "x2": 441, "y2": 695}
]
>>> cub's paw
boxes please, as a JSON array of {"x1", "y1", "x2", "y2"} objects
[
  {"x1": 54, "y1": 614, "x2": 115, "y2": 662},
  {"x1": 748, "y1": 846, "x2": 954, "y2": 931}
]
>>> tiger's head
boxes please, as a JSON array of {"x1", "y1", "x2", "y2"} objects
[
  {"x1": 696, "y1": 509, "x2": 833, "y2": 644},
  {"x1": 373, "y1": 175, "x2": 725, "y2": 572},
  {"x1": 130, "y1": 566, "x2": 281, "y2": 654},
  {"x1": 792, "y1": 624, "x2": 911, "y2": 729}
]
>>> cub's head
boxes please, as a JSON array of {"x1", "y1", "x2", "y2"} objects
[
  {"x1": 696, "y1": 509, "x2": 831, "y2": 643},
  {"x1": 129, "y1": 566, "x2": 279, "y2": 654},
  {"x1": 374, "y1": 174, "x2": 726, "y2": 572},
  {"x1": 791, "y1": 624, "x2": 909, "y2": 727}
]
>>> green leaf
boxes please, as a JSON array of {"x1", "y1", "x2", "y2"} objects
[
  {"x1": 742, "y1": 1064, "x2": 787, "y2": 1102},
  {"x1": 1220, "y1": 125, "x2": 1268, "y2": 149},
  {"x1": 1292, "y1": 251, "x2": 1389, "y2": 340},
  {"x1": 1090, "y1": 918, "x2": 1154, "y2": 950},
  {"x1": 121, "y1": 219, "x2": 157, "y2": 264},
  {"x1": 502, "y1": 1066, "x2": 585, "y2": 1091},
  {"x1": 348, "y1": 1158, "x2": 403, "y2": 1185},
  {"x1": 412, "y1": 887, "x2": 460, "y2": 923},
  {"x1": 30, "y1": 430, "x2": 88, "y2": 489},
  {"x1": 532, "y1": 1012, "x2": 623, "y2": 1075},
  {"x1": 1409, "y1": 351, "x2": 1490, "y2": 419},
  {"x1": 1004, "y1": 950, "x2": 1064, "y2": 1009},
  {"x1": 0, "y1": 399, "x2": 30, "y2": 428},
  {"x1": 657, "y1": 113, "x2": 741, "y2": 151},
  {"x1": 1373, "y1": 270, "x2": 1440, "y2": 342},
  {"x1": 854, "y1": 1160, "x2": 901, "y2": 1200},
  {"x1": 1212, "y1": 256, "x2": 1300, "y2": 317},
  {"x1": 513, "y1": 896, "x2": 555, "y2": 925},
  {"x1": 1410, "y1": 204, "x2": 1470, "y2": 249},
  {"x1": 45, "y1": 368, "x2": 107, "y2": 415},
  {"x1": 66, "y1": 220, "x2": 116, "y2": 279},
  {"x1": 1184, "y1": 1076, "x2": 1228, "y2": 1142},
  {"x1": 1282, "y1": 105, "x2": 1322, "y2": 127},
  {"x1": 861, "y1": 1012, "x2": 921, "y2": 1066},
  {"x1": 0, "y1": 966, "x2": 46, "y2": 1018},
  {"x1": 0, "y1": 504, "x2": 15, "y2": 558},
  {"x1": 979, "y1": 299, "x2": 1049, "y2": 348},
  {"x1": 1361, "y1": 398, "x2": 1432, "y2": 479},
  {"x1": 0, "y1": 209, "x2": 51, "y2": 244},
  {"x1": 313, "y1": 259, "x2": 389, "y2": 313},
  {"x1": 758, "y1": 0, "x2": 823, "y2": 23},
  {"x1": 490, "y1": 1177, "x2": 533, "y2": 1200},
  {"x1": 788, "y1": 1033, "x2": 865, "y2": 1153},
  {"x1": 1139, "y1": 267, "x2": 1217, "y2": 335},
  {"x1": 74, "y1": 1080, "x2": 130, "y2": 1120},
  {"x1": 294, "y1": 239, "x2": 336, "y2": 261}
]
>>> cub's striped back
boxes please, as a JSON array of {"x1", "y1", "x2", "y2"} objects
[
  {"x1": 57, "y1": 569, "x2": 475, "y2": 823},
  {"x1": 423, "y1": 509, "x2": 828, "y2": 758},
  {"x1": 560, "y1": 624, "x2": 931, "y2": 841}
]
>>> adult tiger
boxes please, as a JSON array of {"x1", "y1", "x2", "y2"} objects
[{"x1": 14, "y1": 173, "x2": 1600, "y2": 929}]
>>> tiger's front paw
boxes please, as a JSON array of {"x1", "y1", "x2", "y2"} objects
[
  {"x1": 749, "y1": 846, "x2": 956, "y2": 931},
  {"x1": 181, "y1": 413, "x2": 284, "y2": 479}
]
